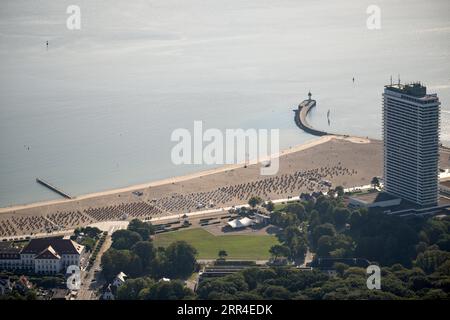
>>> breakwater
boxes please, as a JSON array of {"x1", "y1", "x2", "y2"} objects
[{"x1": 294, "y1": 98, "x2": 329, "y2": 136}]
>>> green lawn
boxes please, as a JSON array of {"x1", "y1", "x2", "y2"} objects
[
  {"x1": 273, "y1": 200, "x2": 299, "y2": 212},
  {"x1": 153, "y1": 228, "x2": 279, "y2": 260}
]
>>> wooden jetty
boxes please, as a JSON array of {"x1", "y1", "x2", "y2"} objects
[{"x1": 36, "y1": 178, "x2": 74, "y2": 199}]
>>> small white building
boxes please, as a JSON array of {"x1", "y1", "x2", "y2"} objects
[
  {"x1": 102, "y1": 272, "x2": 128, "y2": 300},
  {"x1": 112, "y1": 272, "x2": 127, "y2": 287}
]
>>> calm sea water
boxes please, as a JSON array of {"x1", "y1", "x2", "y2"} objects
[{"x1": 0, "y1": 0, "x2": 449, "y2": 207}]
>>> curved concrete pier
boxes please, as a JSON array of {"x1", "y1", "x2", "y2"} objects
[{"x1": 294, "y1": 98, "x2": 329, "y2": 136}]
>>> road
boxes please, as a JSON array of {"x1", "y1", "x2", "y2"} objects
[{"x1": 75, "y1": 224, "x2": 125, "y2": 300}]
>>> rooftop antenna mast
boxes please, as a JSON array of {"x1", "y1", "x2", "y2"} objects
[
  {"x1": 398, "y1": 74, "x2": 401, "y2": 86},
  {"x1": 390, "y1": 75, "x2": 393, "y2": 86}
]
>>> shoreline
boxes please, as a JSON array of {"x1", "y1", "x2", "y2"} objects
[{"x1": 0, "y1": 135, "x2": 371, "y2": 214}]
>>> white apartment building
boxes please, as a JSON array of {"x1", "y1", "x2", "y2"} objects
[{"x1": 383, "y1": 82, "x2": 440, "y2": 206}]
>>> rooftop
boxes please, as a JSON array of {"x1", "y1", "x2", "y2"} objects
[
  {"x1": 35, "y1": 245, "x2": 61, "y2": 260},
  {"x1": 385, "y1": 82, "x2": 439, "y2": 103},
  {"x1": 385, "y1": 82, "x2": 427, "y2": 97},
  {"x1": 227, "y1": 217, "x2": 254, "y2": 229},
  {"x1": 0, "y1": 242, "x2": 21, "y2": 257},
  {"x1": 350, "y1": 191, "x2": 399, "y2": 204},
  {"x1": 115, "y1": 272, "x2": 127, "y2": 282},
  {"x1": 21, "y1": 237, "x2": 83, "y2": 255}
]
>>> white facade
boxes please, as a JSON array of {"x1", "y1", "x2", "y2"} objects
[
  {"x1": 35, "y1": 257, "x2": 62, "y2": 274},
  {"x1": 0, "y1": 256, "x2": 22, "y2": 270},
  {"x1": 0, "y1": 238, "x2": 84, "y2": 274},
  {"x1": 383, "y1": 83, "x2": 440, "y2": 206}
]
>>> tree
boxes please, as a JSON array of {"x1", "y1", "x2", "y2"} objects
[
  {"x1": 287, "y1": 236, "x2": 307, "y2": 260},
  {"x1": 283, "y1": 226, "x2": 307, "y2": 260},
  {"x1": 415, "y1": 249, "x2": 450, "y2": 274},
  {"x1": 371, "y1": 177, "x2": 380, "y2": 189},
  {"x1": 436, "y1": 260, "x2": 450, "y2": 276},
  {"x1": 140, "y1": 280, "x2": 194, "y2": 300},
  {"x1": 261, "y1": 285, "x2": 292, "y2": 300},
  {"x1": 111, "y1": 229, "x2": 143, "y2": 250},
  {"x1": 81, "y1": 237, "x2": 96, "y2": 252},
  {"x1": 311, "y1": 223, "x2": 336, "y2": 247},
  {"x1": 270, "y1": 211, "x2": 299, "y2": 229},
  {"x1": 335, "y1": 186, "x2": 345, "y2": 198},
  {"x1": 317, "y1": 235, "x2": 336, "y2": 257},
  {"x1": 313, "y1": 197, "x2": 336, "y2": 224},
  {"x1": 131, "y1": 241, "x2": 156, "y2": 269},
  {"x1": 218, "y1": 250, "x2": 228, "y2": 260},
  {"x1": 196, "y1": 273, "x2": 249, "y2": 300},
  {"x1": 423, "y1": 220, "x2": 447, "y2": 244},
  {"x1": 415, "y1": 241, "x2": 428, "y2": 255},
  {"x1": 248, "y1": 196, "x2": 263, "y2": 208},
  {"x1": 285, "y1": 203, "x2": 307, "y2": 221},
  {"x1": 75, "y1": 226, "x2": 102, "y2": 239},
  {"x1": 333, "y1": 208, "x2": 351, "y2": 227},
  {"x1": 266, "y1": 201, "x2": 275, "y2": 212},
  {"x1": 269, "y1": 245, "x2": 290, "y2": 259},
  {"x1": 333, "y1": 262, "x2": 349, "y2": 276},
  {"x1": 164, "y1": 241, "x2": 198, "y2": 278},
  {"x1": 128, "y1": 219, "x2": 155, "y2": 240},
  {"x1": 101, "y1": 249, "x2": 143, "y2": 280},
  {"x1": 437, "y1": 235, "x2": 450, "y2": 251},
  {"x1": 349, "y1": 208, "x2": 368, "y2": 229},
  {"x1": 149, "y1": 247, "x2": 170, "y2": 279},
  {"x1": 116, "y1": 277, "x2": 155, "y2": 300},
  {"x1": 34, "y1": 276, "x2": 63, "y2": 289},
  {"x1": 422, "y1": 289, "x2": 448, "y2": 300}
]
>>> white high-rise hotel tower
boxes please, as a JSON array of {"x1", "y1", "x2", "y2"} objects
[{"x1": 383, "y1": 82, "x2": 440, "y2": 206}]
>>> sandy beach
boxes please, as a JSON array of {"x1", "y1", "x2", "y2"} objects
[
  {"x1": 0, "y1": 135, "x2": 383, "y2": 237},
  {"x1": 0, "y1": 135, "x2": 369, "y2": 213}
]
